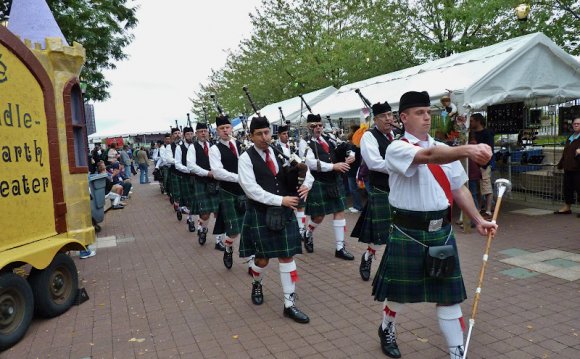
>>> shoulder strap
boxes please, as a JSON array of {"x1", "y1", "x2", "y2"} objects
[{"x1": 401, "y1": 138, "x2": 453, "y2": 209}]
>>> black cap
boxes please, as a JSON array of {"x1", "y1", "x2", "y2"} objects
[
  {"x1": 399, "y1": 91, "x2": 430, "y2": 113},
  {"x1": 171, "y1": 128, "x2": 180, "y2": 134},
  {"x1": 196, "y1": 122, "x2": 208, "y2": 130},
  {"x1": 307, "y1": 113, "x2": 322, "y2": 123},
  {"x1": 215, "y1": 115, "x2": 230, "y2": 127},
  {"x1": 250, "y1": 116, "x2": 270, "y2": 133},
  {"x1": 371, "y1": 101, "x2": 392, "y2": 116},
  {"x1": 182, "y1": 126, "x2": 194, "y2": 133},
  {"x1": 164, "y1": 133, "x2": 171, "y2": 137},
  {"x1": 278, "y1": 125, "x2": 289, "y2": 133}
]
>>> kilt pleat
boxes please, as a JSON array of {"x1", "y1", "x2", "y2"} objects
[
  {"x1": 170, "y1": 171, "x2": 183, "y2": 202},
  {"x1": 191, "y1": 180, "x2": 219, "y2": 215},
  {"x1": 305, "y1": 178, "x2": 346, "y2": 217},
  {"x1": 162, "y1": 167, "x2": 171, "y2": 195},
  {"x1": 218, "y1": 188, "x2": 246, "y2": 236},
  {"x1": 353, "y1": 188, "x2": 392, "y2": 245},
  {"x1": 180, "y1": 176, "x2": 194, "y2": 208},
  {"x1": 239, "y1": 206, "x2": 302, "y2": 259},
  {"x1": 372, "y1": 223, "x2": 466, "y2": 305}
]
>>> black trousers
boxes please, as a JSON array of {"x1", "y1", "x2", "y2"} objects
[{"x1": 563, "y1": 170, "x2": 580, "y2": 205}]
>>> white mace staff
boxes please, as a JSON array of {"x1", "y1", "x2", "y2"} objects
[{"x1": 463, "y1": 178, "x2": 512, "y2": 359}]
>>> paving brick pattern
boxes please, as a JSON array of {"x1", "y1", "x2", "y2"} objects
[{"x1": 2, "y1": 178, "x2": 579, "y2": 359}]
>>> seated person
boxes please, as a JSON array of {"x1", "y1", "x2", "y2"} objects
[
  {"x1": 97, "y1": 161, "x2": 125, "y2": 209},
  {"x1": 109, "y1": 163, "x2": 132, "y2": 199}
]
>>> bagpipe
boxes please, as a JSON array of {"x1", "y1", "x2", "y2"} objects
[
  {"x1": 243, "y1": 85, "x2": 308, "y2": 193},
  {"x1": 298, "y1": 94, "x2": 349, "y2": 164},
  {"x1": 355, "y1": 88, "x2": 404, "y2": 137}
]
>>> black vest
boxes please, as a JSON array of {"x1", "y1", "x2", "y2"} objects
[
  {"x1": 369, "y1": 127, "x2": 391, "y2": 191},
  {"x1": 193, "y1": 141, "x2": 211, "y2": 181},
  {"x1": 216, "y1": 140, "x2": 243, "y2": 195},
  {"x1": 308, "y1": 136, "x2": 338, "y2": 183},
  {"x1": 169, "y1": 142, "x2": 180, "y2": 174},
  {"x1": 247, "y1": 146, "x2": 288, "y2": 198},
  {"x1": 180, "y1": 142, "x2": 190, "y2": 167}
]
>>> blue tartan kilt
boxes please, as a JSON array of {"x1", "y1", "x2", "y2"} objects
[
  {"x1": 162, "y1": 167, "x2": 171, "y2": 195},
  {"x1": 170, "y1": 171, "x2": 183, "y2": 202},
  {"x1": 353, "y1": 188, "x2": 392, "y2": 245},
  {"x1": 239, "y1": 206, "x2": 302, "y2": 259},
  {"x1": 372, "y1": 213, "x2": 466, "y2": 304},
  {"x1": 191, "y1": 179, "x2": 219, "y2": 215},
  {"x1": 218, "y1": 188, "x2": 246, "y2": 236},
  {"x1": 305, "y1": 178, "x2": 346, "y2": 217},
  {"x1": 180, "y1": 175, "x2": 195, "y2": 208}
]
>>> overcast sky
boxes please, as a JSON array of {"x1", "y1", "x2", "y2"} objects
[{"x1": 92, "y1": 0, "x2": 263, "y2": 135}]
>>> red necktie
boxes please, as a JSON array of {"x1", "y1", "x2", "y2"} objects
[
  {"x1": 203, "y1": 142, "x2": 209, "y2": 156},
  {"x1": 229, "y1": 141, "x2": 237, "y2": 157},
  {"x1": 318, "y1": 138, "x2": 329, "y2": 153},
  {"x1": 387, "y1": 133, "x2": 394, "y2": 141},
  {"x1": 286, "y1": 144, "x2": 289, "y2": 149},
  {"x1": 265, "y1": 150, "x2": 277, "y2": 175}
]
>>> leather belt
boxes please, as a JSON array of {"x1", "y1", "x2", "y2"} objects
[{"x1": 392, "y1": 210, "x2": 450, "y2": 232}]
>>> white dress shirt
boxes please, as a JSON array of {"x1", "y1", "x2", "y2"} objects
[
  {"x1": 209, "y1": 138, "x2": 239, "y2": 183},
  {"x1": 238, "y1": 146, "x2": 314, "y2": 206},
  {"x1": 386, "y1": 133, "x2": 468, "y2": 212},
  {"x1": 360, "y1": 128, "x2": 394, "y2": 174},
  {"x1": 304, "y1": 136, "x2": 334, "y2": 172},
  {"x1": 162, "y1": 142, "x2": 178, "y2": 165},
  {"x1": 174, "y1": 142, "x2": 192, "y2": 174},
  {"x1": 186, "y1": 140, "x2": 211, "y2": 177}
]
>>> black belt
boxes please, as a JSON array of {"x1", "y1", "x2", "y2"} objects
[
  {"x1": 248, "y1": 200, "x2": 272, "y2": 212},
  {"x1": 392, "y1": 209, "x2": 450, "y2": 232}
]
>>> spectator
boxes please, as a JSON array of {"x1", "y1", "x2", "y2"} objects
[
  {"x1": 90, "y1": 144, "x2": 102, "y2": 173},
  {"x1": 136, "y1": 146, "x2": 150, "y2": 184},
  {"x1": 467, "y1": 133, "x2": 482, "y2": 212},
  {"x1": 106, "y1": 142, "x2": 120, "y2": 165},
  {"x1": 470, "y1": 113, "x2": 494, "y2": 219},
  {"x1": 109, "y1": 162, "x2": 132, "y2": 199},
  {"x1": 346, "y1": 125, "x2": 363, "y2": 213},
  {"x1": 554, "y1": 117, "x2": 580, "y2": 216},
  {"x1": 97, "y1": 161, "x2": 124, "y2": 209},
  {"x1": 119, "y1": 145, "x2": 132, "y2": 178}
]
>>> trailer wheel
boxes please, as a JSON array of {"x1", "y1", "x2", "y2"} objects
[
  {"x1": 28, "y1": 253, "x2": 78, "y2": 318},
  {"x1": 0, "y1": 272, "x2": 34, "y2": 351}
]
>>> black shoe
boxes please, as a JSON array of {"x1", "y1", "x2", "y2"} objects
[
  {"x1": 251, "y1": 281, "x2": 263, "y2": 305},
  {"x1": 450, "y1": 345, "x2": 465, "y2": 359},
  {"x1": 176, "y1": 210, "x2": 182, "y2": 221},
  {"x1": 283, "y1": 305, "x2": 309, "y2": 324},
  {"x1": 215, "y1": 241, "x2": 226, "y2": 251},
  {"x1": 187, "y1": 219, "x2": 196, "y2": 232},
  {"x1": 359, "y1": 253, "x2": 372, "y2": 281},
  {"x1": 223, "y1": 247, "x2": 233, "y2": 269},
  {"x1": 303, "y1": 231, "x2": 313, "y2": 253},
  {"x1": 378, "y1": 324, "x2": 401, "y2": 358},
  {"x1": 198, "y1": 228, "x2": 207, "y2": 245},
  {"x1": 335, "y1": 247, "x2": 354, "y2": 260}
]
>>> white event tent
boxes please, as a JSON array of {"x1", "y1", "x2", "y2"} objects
[
  {"x1": 243, "y1": 86, "x2": 337, "y2": 129},
  {"x1": 311, "y1": 32, "x2": 580, "y2": 119}
]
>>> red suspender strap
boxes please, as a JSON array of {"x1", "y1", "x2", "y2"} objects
[{"x1": 401, "y1": 139, "x2": 454, "y2": 210}]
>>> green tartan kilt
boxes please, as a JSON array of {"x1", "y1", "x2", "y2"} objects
[
  {"x1": 191, "y1": 179, "x2": 219, "y2": 215},
  {"x1": 239, "y1": 206, "x2": 302, "y2": 259},
  {"x1": 179, "y1": 175, "x2": 195, "y2": 209},
  {"x1": 355, "y1": 188, "x2": 392, "y2": 245},
  {"x1": 162, "y1": 167, "x2": 171, "y2": 195},
  {"x1": 305, "y1": 178, "x2": 346, "y2": 217},
  {"x1": 218, "y1": 188, "x2": 246, "y2": 236},
  {"x1": 170, "y1": 171, "x2": 183, "y2": 203},
  {"x1": 372, "y1": 214, "x2": 466, "y2": 304}
]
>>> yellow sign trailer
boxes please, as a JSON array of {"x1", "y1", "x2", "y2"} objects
[{"x1": 0, "y1": 26, "x2": 93, "y2": 349}]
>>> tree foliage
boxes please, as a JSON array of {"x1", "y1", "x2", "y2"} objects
[
  {"x1": 1, "y1": 0, "x2": 138, "y2": 102},
  {"x1": 192, "y1": 0, "x2": 579, "y2": 122}
]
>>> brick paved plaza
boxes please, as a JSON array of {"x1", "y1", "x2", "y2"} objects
[{"x1": 2, "y1": 179, "x2": 579, "y2": 359}]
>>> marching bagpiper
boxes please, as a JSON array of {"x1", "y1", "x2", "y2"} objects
[
  {"x1": 174, "y1": 126, "x2": 197, "y2": 228},
  {"x1": 300, "y1": 114, "x2": 354, "y2": 260},
  {"x1": 371, "y1": 91, "x2": 497, "y2": 359},
  {"x1": 163, "y1": 128, "x2": 185, "y2": 214},
  {"x1": 238, "y1": 116, "x2": 313, "y2": 323},
  {"x1": 185, "y1": 122, "x2": 223, "y2": 249},
  {"x1": 209, "y1": 115, "x2": 252, "y2": 270},
  {"x1": 352, "y1": 101, "x2": 396, "y2": 281}
]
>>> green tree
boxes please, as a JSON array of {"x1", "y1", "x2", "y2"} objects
[{"x1": 1, "y1": 0, "x2": 138, "y2": 101}]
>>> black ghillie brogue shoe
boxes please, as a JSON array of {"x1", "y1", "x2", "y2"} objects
[
  {"x1": 378, "y1": 323, "x2": 401, "y2": 358},
  {"x1": 251, "y1": 281, "x2": 263, "y2": 305},
  {"x1": 335, "y1": 247, "x2": 354, "y2": 260},
  {"x1": 359, "y1": 253, "x2": 373, "y2": 281}
]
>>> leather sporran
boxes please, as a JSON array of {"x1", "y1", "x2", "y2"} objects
[
  {"x1": 424, "y1": 245, "x2": 456, "y2": 279},
  {"x1": 235, "y1": 195, "x2": 247, "y2": 213},
  {"x1": 265, "y1": 206, "x2": 287, "y2": 231},
  {"x1": 207, "y1": 181, "x2": 220, "y2": 195},
  {"x1": 325, "y1": 184, "x2": 340, "y2": 199}
]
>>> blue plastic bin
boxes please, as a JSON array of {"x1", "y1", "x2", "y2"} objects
[{"x1": 89, "y1": 173, "x2": 108, "y2": 224}]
